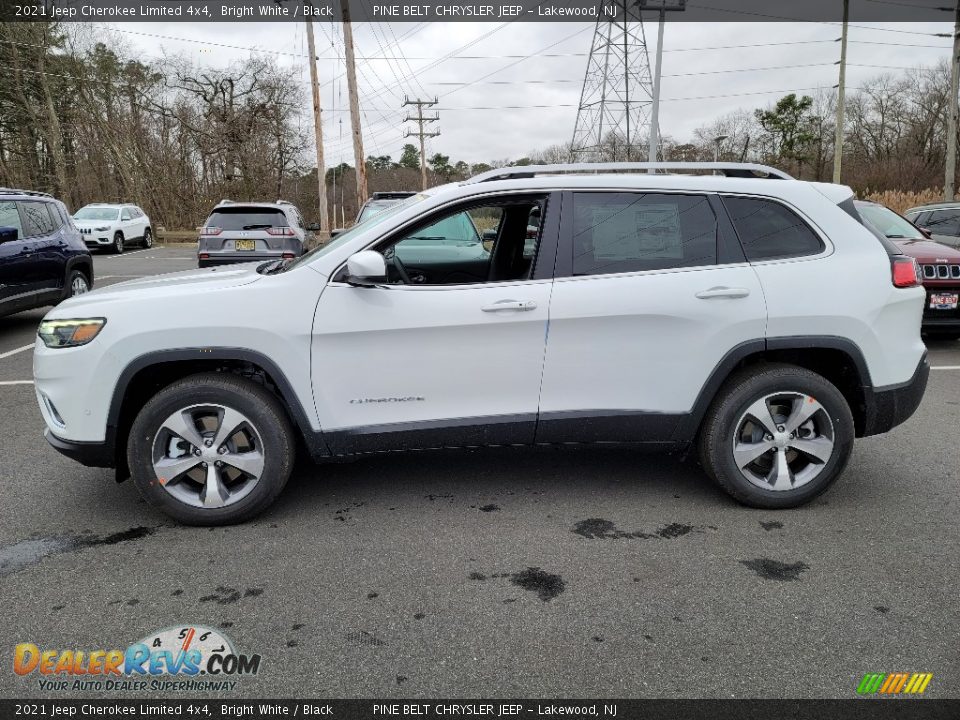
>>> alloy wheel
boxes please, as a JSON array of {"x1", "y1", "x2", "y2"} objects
[
  {"x1": 151, "y1": 404, "x2": 266, "y2": 509},
  {"x1": 732, "y1": 392, "x2": 835, "y2": 492},
  {"x1": 71, "y1": 274, "x2": 89, "y2": 296}
]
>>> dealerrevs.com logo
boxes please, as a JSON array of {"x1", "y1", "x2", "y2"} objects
[{"x1": 13, "y1": 625, "x2": 261, "y2": 692}]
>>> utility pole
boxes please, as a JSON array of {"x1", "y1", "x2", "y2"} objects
[
  {"x1": 304, "y1": 4, "x2": 329, "y2": 241},
  {"x1": 832, "y1": 0, "x2": 849, "y2": 184},
  {"x1": 340, "y1": 0, "x2": 368, "y2": 210},
  {"x1": 403, "y1": 96, "x2": 440, "y2": 190},
  {"x1": 945, "y1": 0, "x2": 960, "y2": 201}
]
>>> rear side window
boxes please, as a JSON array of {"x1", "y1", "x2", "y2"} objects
[
  {"x1": 206, "y1": 208, "x2": 289, "y2": 231},
  {"x1": 571, "y1": 192, "x2": 718, "y2": 276},
  {"x1": 20, "y1": 201, "x2": 56, "y2": 237},
  {"x1": 723, "y1": 196, "x2": 823, "y2": 261},
  {"x1": 925, "y1": 210, "x2": 960, "y2": 236},
  {"x1": 0, "y1": 201, "x2": 24, "y2": 238}
]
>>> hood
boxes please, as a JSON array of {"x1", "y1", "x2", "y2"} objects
[
  {"x1": 894, "y1": 239, "x2": 960, "y2": 262},
  {"x1": 49, "y1": 263, "x2": 263, "y2": 314}
]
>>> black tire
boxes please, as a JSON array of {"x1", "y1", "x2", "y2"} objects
[
  {"x1": 127, "y1": 372, "x2": 295, "y2": 525},
  {"x1": 698, "y1": 363, "x2": 854, "y2": 509},
  {"x1": 142, "y1": 228, "x2": 153, "y2": 248},
  {"x1": 62, "y1": 268, "x2": 90, "y2": 301},
  {"x1": 112, "y1": 231, "x2": 124, "y2": 254}
]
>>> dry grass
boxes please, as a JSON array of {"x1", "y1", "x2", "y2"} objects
[{"x1": 863, "y1": 188, "x2": 941, "y2": 214}]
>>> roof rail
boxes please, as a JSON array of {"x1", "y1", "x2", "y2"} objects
[
  {"x1": 217, "y1": 198, "x2": 234, "y2": 205},
  {"x1": 276, "y1": 199, "x2": 295, "y2": 205},
  {"x1": 463, "y1": 162, "x2": 794, "y2": 184},
  {"x1": 0, "y1": 187, "x2": 53, "y2": 198}
]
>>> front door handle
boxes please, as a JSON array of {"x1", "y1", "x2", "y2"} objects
[
  {"x1": 696, "y1": 286, "x2": 750, "y2": 299},
  {"x1": 481, "y1": 299, "x2": 537, "y2": 312}
]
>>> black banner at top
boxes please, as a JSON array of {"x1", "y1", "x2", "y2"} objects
[{"x1": 1, "y1": 0, "x2": 956, "y2": 23}]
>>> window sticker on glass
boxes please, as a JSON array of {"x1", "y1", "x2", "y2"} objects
[{"x1": 590, "y1": 203, "x2": 683, "y2": 261}]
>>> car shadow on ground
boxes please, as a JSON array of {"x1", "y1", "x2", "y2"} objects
[{"x1": 270, "y1": 444, "x2": 728, "y2": 519}]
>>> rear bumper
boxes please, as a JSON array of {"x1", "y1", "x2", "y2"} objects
[
  {"x1": 198, "y1": 254, "x2": 282, "y2": 268},
  {"x1": 44, "y1": 428, "x2": 115, "y2": 468},
  {"x1": 861, "y1": 352, "x2": 929, "y2": 437}
]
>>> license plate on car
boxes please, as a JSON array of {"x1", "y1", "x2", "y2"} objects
[
  {"x1": 930, "y1": 293, "x2": 959, "y2": 310},
  {"x1": 235, "y1": 239, "x2": 255, "y2": 251}
]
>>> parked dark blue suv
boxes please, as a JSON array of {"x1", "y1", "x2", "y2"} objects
[{"x1": 0, "y1": 189, "x2": 93, "y2": 319}]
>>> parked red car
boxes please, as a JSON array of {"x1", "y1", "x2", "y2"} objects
[{"x1": 856, "y1": 200, "x2": 960, "y2": 340}]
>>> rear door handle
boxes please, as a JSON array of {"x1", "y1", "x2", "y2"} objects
[
  {"x1": 696, "y1": 286, "x2": 750, "y2": 299},
  {"x1": 481, "y1": 299, "x2": 537, "y2": 312}
]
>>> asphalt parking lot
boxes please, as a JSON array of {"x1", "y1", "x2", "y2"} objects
[{"x1": 0, "y1": 246, "x2": 958, "y2": 699}]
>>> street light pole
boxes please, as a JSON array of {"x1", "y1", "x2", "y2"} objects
[{"x1": 713, "y1": 134, "x2": 729, "y2": 162}]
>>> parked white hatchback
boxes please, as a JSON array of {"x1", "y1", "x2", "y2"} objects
[
  {"x1": 35, "y1": 163, "x2": 928, "y2": 525},
  {"x1": 73, "y1": 203, "x2": 152, "y2": 254}
]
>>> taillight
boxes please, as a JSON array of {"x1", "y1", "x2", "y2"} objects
[
  {"x1": 199, "y1": 226, "x2": 222, "y2": 236},
  {"x1": 198, "y1": 253, "x2": 210, "y2": 260},
  {"x1": 266, "y1": 227, "x2": 295, "y2": 236},
  {"x1": 891, "y1": 256, "x2": 921, "y2": 288}
]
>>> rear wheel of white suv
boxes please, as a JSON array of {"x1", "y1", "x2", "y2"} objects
[
  {"x1": 698, "y1": 364, "x2": 854, "y2": 509},
  {"x1": 127, "y1": 373, "x2": 295, "y2": 525}
]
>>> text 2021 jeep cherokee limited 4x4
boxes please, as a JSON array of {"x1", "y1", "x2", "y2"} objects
[{"x1": 33, "y1": 163, "x2": 929, "y2": 525}]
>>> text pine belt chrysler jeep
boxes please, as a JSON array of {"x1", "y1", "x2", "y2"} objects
[{"x1": 34, "y1": 163, "x2": 930, "y2": 525}]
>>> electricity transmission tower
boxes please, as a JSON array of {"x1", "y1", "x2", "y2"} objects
[{"x1": 570, "y1": 0, "x2": 683, "y2": 163}]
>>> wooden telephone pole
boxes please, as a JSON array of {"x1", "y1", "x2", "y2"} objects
[
  {"x1": 304, "y1": 4, "x2": 329, "y2": 241},
  {"x1": 945, "y1": 0, "x2": 960, "y2": 201},
  {"x1": 403, "y1": 97, "x2": 439, "y2": 190},
  {"x1": 832, "y1": 0, "x2": 849, "y2": 183},
  {"x1": 340, "y1": 0, "x2": 368, "y2": 210}
]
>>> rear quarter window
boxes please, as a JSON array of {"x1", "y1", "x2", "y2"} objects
[{"x1": 722, "y1": 196, "x2": 824, "y2": 261}]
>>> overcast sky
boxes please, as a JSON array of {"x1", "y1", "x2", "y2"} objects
[{"x1": 94, "y1": 18, "x2": 954, "y2": 165}]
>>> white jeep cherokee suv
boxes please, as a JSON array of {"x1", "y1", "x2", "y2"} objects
[
  {"x1": 73, "y1": 203, "x2": 152, "y2": 254},
  {"x1": 34, "y1": 163, "x2": 929, "y2": 525}
]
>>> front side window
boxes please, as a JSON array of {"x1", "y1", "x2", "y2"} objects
[
  {"x1": 20, "y1": 201, "x2": 56, "y2": 237},
  {"x1": 723, "y1": 196, "x2": 823, "y2": 261},
  {"x1": 0, "y1": 201, "x2": 24, "y2": 239},
  {"x1": 925, "y1": 210, "x2": 960, "y2": 237},
  {"x1": 571, "y1": 192, "x2": 718, "y2": 276},
  {"x1": 379, "y1": 198, "x2": 544, "y2": 285}
]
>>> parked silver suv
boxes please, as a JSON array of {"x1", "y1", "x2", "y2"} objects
[{"x1": 197, "y1": 199, "x2": 316, "y2": 268}]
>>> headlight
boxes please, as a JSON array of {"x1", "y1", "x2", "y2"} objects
[
  {"x1": 94, "y1": 226, "x2": 110, "y2": 232},
  {"x1": 38, "y1": 318, "x2": 106, "y2": 348}
]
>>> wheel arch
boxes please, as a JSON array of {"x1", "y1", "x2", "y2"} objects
[
  {"x1": 678, "y1": 336, "x2": 873, "y2": 441},
  {"x1": 108, "y1": 348, "x2": 327, "y2": 480},
  {"x1": 63, "y1": 255, "x2": 94, "y2": 294}
]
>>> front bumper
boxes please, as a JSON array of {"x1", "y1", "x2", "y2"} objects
[
  {"x1": 45, "y1": 428, "x2": 115, "y2": 468},
  {"x1": 861, "y1": 352, "x2": 929, "y2": 437},
  {"x1": 83, "y1": 236, "x2": 113, "y2": 247}
]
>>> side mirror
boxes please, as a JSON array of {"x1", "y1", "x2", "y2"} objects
[
  {"x1": 345, "y1": 250, "x2": 387, "y2": 286},
  {"x1": 0, "y1": 226, "x2": 18, "y2": 243},
  {"x1": 307, "y1": 223, "x2": 321, "y2": 232},
  {"x1": 919, "y1": 227, "x2": 932, "y2": 239}
]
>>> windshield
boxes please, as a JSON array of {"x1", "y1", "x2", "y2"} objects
[
  {"x1": 357, "y1": 201, "x2": 398, "y2": 223},
  {"x1": 285, "y1": 194, "x2": 426, "y2": 271},
  {"x1": 74, "y1": 207, "x2": 119, "y2": 221},
  {"x1": 856, "y1": 203, "x2": 925, "y2": 240}
]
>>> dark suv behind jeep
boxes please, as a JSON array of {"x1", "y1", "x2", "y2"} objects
[{"x1": 0, "y1": 188, "x2": 93, "y2": 319}]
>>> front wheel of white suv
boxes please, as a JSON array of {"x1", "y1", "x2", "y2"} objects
[
  {"x1": 698, "y1": 363, "x2": 854, "y2": 509},
  {"x1": 127, "y1": 373, "x2": 295, "y2": 525}
]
